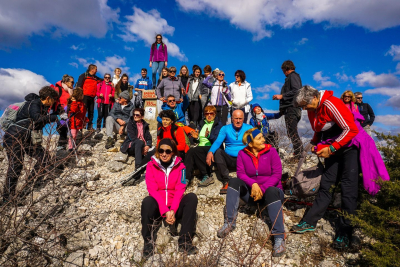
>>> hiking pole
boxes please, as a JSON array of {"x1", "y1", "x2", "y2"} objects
[{"x1": 96, "y1": 163, "x2": 148, "y2": 194}]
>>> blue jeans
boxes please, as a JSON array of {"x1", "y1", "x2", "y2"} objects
[{"x1": 152, "y1": 61, "x2": 165, "y2": 87}]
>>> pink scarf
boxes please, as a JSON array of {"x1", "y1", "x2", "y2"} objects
[{"x1": 136, "y1": 121, "x2": 145, "y2": 143}]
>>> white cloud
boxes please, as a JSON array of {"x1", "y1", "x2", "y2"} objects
[
  {"x1": 253, "y1": 81, "x2": 282, "y2": 99},
  {"x1": 355, "y1": 71, "x2": 400, "y2": 87},
  {"x1": 76, "y1": 55, "x2": 129, "y2": 76},
  {"x1": 70, "y1": 44, "x2": 86, "y2": 51},
  {"x1": 0, "y1": 0, "x2": 119, "y2": 50},
  {"x1": 313, "y1": 71, "x2": 338, "y2": 87},
  {"x1": 386, "y1": 45, "x2": 400, "y2": 61},
  {"x1": 120, "y1": 7, "x2": 187, "y2": 61},
  {"x1": 364, "y1": 87, "x2": 400, "y2": 109},
  {"x1": 335, "y1": 72, "x2": 355, "y2": 83},
  {"x1": 386, "y1": 95, "x2": 400, "y2": 109},
  {"x1": 176, "y1": 0, "x2": 400, "y2": 41},
  {"x1": 375, "y1": 115, "x2": 400, "y2": 127},
  {"x1": 0, "y1": 68, "x2": 50, "y2": 109},
  {"x1": 69, "y1": 62, "x2": 79, "y2": 68},
  {"x1": 296, "y1": 37, "x2": 308, "y2": 45},
  {"x1": 124, "y1": 46, "x2": 135, "y2": 52}
]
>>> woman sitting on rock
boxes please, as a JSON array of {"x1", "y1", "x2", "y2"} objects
[
  {"x1": 184, "y1": 105, "x2": 222, "y2": 186},
  {"x1": 120, "y1": 108, "x2": 152, "y2": 170},
  {"x1": 141, "y1": 138, "x2": 198, "y2": 259},
  {"x1": 217, "y1": 128, "x2": 285, "y2": 257}
]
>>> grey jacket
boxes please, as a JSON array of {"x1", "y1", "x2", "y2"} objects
[
  {"x1": 109, "y1": 101, "x2": 134, "y2": 123},
  {"x1": 156, "y1": 77, "x2": 183, "y2": 100},
  {"x1": 187, "y1": 76, "x2": 204, "y2": 102}
]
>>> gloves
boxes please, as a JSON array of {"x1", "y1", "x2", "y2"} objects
[{"x1": 60, "y1": 113, "x2": 68, "y2": 120}]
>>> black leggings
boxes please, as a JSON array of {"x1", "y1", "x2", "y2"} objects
[
  {"x1": 97, "y1": 103, "x2": 111, "y2": 129},
  {"x1": 83, "y1": 95, "x2": 95, "y2": 129},
  {"x1": 215, "y1": 105, "x2": 229, "y2": 125},
  {"x1": 184, "y1": 146, "x2": 211, "y2": 181},
  {"x1": 141, "y1": 193, "x2": 198, "y2": 246}
]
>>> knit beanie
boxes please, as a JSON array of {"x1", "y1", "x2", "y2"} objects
[{"x1": 119, "y1": 90, "x2": 131, "y2": 101}]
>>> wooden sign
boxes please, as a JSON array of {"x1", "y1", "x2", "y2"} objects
[
  {"x1": 142, "y1": 90, "x2": 157, "y2": 100},
  {"x1": 144, "y1": 100, "x2": 157, "y2": 108}
]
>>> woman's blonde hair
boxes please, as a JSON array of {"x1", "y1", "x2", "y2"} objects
[
  {"x1": 242, "y1": 128, "x2": 261, "y2": 145},
  {"x1": 114, "y1": 68, "x2": 122, "y2": 74},
  {"x1": 341, "y1": 90, "x2": 356, "y2": 103},
  {"x1": 179, "y1": 65, "x2": 189, "y2": 77},
  {"x1": 159, "y1": 67, "x2": 169, "y2": 82}
]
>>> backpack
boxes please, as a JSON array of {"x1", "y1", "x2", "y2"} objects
[
  {"x1": 0, "y1": 102, "x2": 28, "y2": 131},
  {"x1": 287, "y1": 144, "x2": 324, "y2": 198}
]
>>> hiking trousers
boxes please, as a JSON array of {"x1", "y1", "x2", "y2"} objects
[
  {"x1": 214, "y1": 149, "x2": 237, "y2": 184},
  {"x1": 226, "y1": 178, "x2": 285, "y2": 239},
  {"x1": 184, "y1": 146, "x2": 211, "y2": 181},
  {"x1": 303, "y1": 146, "x2": 359, "y2": 236},
  {"x1": 83, "y1": 96, "x2": 95, "y2": 129},
  {"x1": 284, "y1": 107, "x2": 303, "y2": 156},
  {"x1": 141, "y1": 193, "x2": 198, "y2": 246}
]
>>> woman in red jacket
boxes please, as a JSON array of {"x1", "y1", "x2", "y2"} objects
[
  {"x1": 141, "y1": 138, "x2": 198, "y2": 259},
  {"x1": 67, "y1": 88, "x2": 87, "y2": 151},
  {"x1": 291, "y1": 86, "x2": 359, "y2": 250}
]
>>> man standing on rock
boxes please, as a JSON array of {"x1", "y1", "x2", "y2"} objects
[
  {"x1": 354, "y1": 92, "x2": 375, "y2": 137},
  {"x1": 206, "y1": 110, "x2": 252, "y2": 194},
  {"x1": 273, "y1": 60, "x2": 303, "y2": 158},
  {"x1": 105, "y1": 91, "x2": 134, "y2": 149}
]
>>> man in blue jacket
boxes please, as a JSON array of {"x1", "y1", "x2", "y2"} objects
[
  {"x1": 134, "y1": 68, "x2": 153, "y2": 108},
  {"x1": 206, "y1": 109, "x2": 252, "y2": 194},
  {"x1": 157, "y1": 94, "x2": 189, "y2": 125}
]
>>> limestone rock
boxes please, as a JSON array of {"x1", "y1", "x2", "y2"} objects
[
  {"x1": 66, "y1": 231, "x2": 91, "y2": 251},
  {"x1": 113, "y1": 152, "x2": 128, "y2": 163},
  {"x1": 107, "y1": 147, "x2": 119, "y2": 152},
  {"x1": 65, "y1": 251, "x2": 85, "y2": 267},
  {"x1": 107, "y1": 161, "x2": 126, "y2": 172}
]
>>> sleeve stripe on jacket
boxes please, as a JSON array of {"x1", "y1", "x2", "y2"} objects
[{"x1": 324, "y1": 100, "x2": 350, "y2": 143}]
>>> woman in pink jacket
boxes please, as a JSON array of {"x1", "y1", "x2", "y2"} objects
[
  {"x1": 96, "y1": 73, "x2": 115, "y2": 131},
  {"x1": 141, "y1": 138, "x2": 198, "y2": 260},
  {"x1": 149, "y1": 34, "x2": 168, "y2": 88}
]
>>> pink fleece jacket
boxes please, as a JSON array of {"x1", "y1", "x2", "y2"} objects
[
  {"x1": 96, "y1": 80, "x2": 115, "y2": 107},
  {"x1": 145, "y1": 156, "x2": 186, "y2": 216}
]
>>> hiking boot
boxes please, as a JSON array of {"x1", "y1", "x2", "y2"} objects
[
  {"x1": 198, "y1": 175, "x2": 214, "y2": 187},
  {"x1": 332, "y1": 235, "x2": 350, "y2": 250},
  {"x1": 142, "y1": 241, "x2": 154, "y2": 261},
  {"x1": 272, "y1": 237, "x2": 286, "y2": 257},
  {"x1": 217, "y1": 222, "x2": 236, "y2": 238},
  {"x1": 220, "y1": 182, "x2": 229, "y2": 194},
  {"x1": 350, "y1": 228, "x2": 362, "y2": 250},
  {"x1": 291, "y1": 221, "x2": 316, "y2": 233},
  {"x1": 105, "y1": 137, "x2": 115, "y2": 149},
  {"x1": 178, "y1": 243, "x2": 199, "y2": 255}
]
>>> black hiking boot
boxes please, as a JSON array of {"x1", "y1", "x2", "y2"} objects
[{"x1": 105, "y1": 137, "x2": 115, "y2": 149}]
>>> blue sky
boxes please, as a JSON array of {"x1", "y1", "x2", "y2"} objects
[{"x1": 1, "y1": 0, "x2": 400, "y2": 133}]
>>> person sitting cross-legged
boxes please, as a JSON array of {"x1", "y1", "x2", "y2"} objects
[
  {"x1": 105, "y1": 91, "x2": 134, "y2": 149},
  {"x1": 120, "y1": 108, "x2": 152, "y2": 170},
  {"x1": 141, "y1": 138, "x2": 198, "y2": 260},
  {"x1": 206, "y1": 109, "x2": 252, "y2": 194},
  {"x1": 217, "y1": 128, "x2": 285, "y2": 257},
  {"x1": 184, "y1": 105, "x2": 223, "y2": 187}
]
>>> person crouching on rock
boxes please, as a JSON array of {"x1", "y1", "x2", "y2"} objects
[
  {"x1": 217, "y1": 128, "x2": 286, "y2": 257},
  {"x1": 141, "y1": 138, "x2": 198, "y2": 260},
  {"x1": 120, "y1": 108, "x2": 152, "y2": 170}
]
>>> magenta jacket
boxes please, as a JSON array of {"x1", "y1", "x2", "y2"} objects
[
  {"x1": 237, "y1": 145, "x2": 283, "y2": 193},
  {"x1": 149, "y1": 43, "x2": 168, "y2": 62},
  {"x1": 96, "y1": 81, "x2": 115, "y2": 107},
  {"x1": 145, "y1": 156, "x2": 186, "y2": 216}
]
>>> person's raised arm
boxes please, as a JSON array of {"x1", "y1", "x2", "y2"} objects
[{"x1": 202, "y1": 75, "x2": 213, "y2": 89}]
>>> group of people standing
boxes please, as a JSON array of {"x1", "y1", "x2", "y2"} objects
[{"x1": 2, "y1": 33, "x2": 384, "y2": 261}]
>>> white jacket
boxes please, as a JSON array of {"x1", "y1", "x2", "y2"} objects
[{"x1": 229, "y1": 81, "x2": 253, "y2": 110}]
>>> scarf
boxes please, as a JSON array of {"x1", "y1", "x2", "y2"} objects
[
  {"x1": 136, "y1": 121, "x2": 145, "y2": 143},
  {"x1": 120, "y1": 82, "x2": 129, "y2": 92},
  {"x1": 62, "y1": 82, "x2": 74, "y2": 96},
  {"x1": 255, "y1": 112, "x2": 265, "y2": 122}
]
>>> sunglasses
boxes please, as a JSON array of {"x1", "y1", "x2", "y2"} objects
[
  {"x1": 158, "y1": 149, "x2": 172, "y2": 154},
  {"x1": 205, "y1": 112, "x2": 215, "y2": 115},
  {"x1": 169, "y1": 71, "x2": 176, "y2": 73},
  {"x1": 104, "y1": 77, "x2": 111, "y2": 79},
  {"x1": 134, "y1": 114, "x2": 141, "y2": 117},
  {"x1": 235, "y1": 74, "x2": 240, "y2": 77},
  {"x1": 344, "y1": 96, "x2": 352, "y2": 98},
  {"x1": 218, "y1": 73, "x2": 225, "y2": 77},
  {"x1": 168, "y1": 99, "x2": 176, "y2": 103},
  {"x1": 157, "y1": 38, "x2": 162, "y2": 40},
  {"x1": 69, "y1": 81, "x2": 75, "y2": 84},
  {"x1": 356, "y1": 97, "x2": 363, "y2": 99}
]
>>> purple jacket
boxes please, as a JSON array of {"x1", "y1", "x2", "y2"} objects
[
  {"x1": 237, "y1": 145, "x2": 283, "y2": 193},
  {"x1": 319, "y1": 110, "x2": 390, "y2": 195},
  {"x1": 149, "y1": 43, "x2": 168, "y2": 62}
]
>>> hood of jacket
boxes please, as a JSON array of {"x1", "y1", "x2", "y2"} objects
[
  {"x1": 25, "y1": 93, "x2": 40, "y2": 102},
  {"x1": 250, "y1": 103, "x2": 263, "y2": 118},
  {"x1": 317, "y1": 90, "x2": 333, "y2": 108}
]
